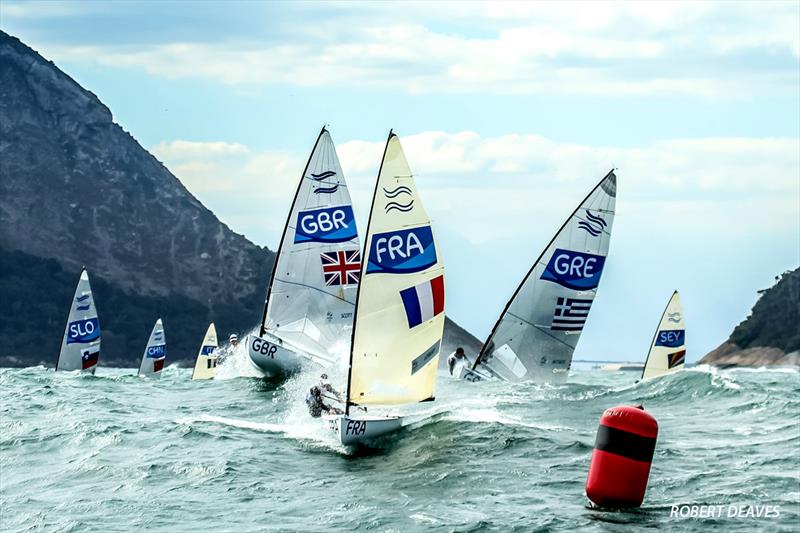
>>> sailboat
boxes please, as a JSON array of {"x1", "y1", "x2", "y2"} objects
[
  {"x1": 464, "y1": 170, "x2": 617, "y2": 383},
  {"x1": 641, "y1": 291, "x2": 686, "y2": 380},
  {"x1": 247, "y1": 127, "x2": 360, "y2": 378},
  {"x1": 138, "y1": 319, "x2": 166, "y2": 378},
  {"x1": 56, "y1": 268, "x2": 101, "y2": 373},
  {"x1": 324, "y1": 131, "x2": 445, "y2": 446},
  {"x1": 191, "y1": 323, "x2": 219, "y2": 380}
]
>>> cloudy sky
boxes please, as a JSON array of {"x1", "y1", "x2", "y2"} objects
[{"x1": 3, "y1": 1, "x2": 798, "y2": 362}]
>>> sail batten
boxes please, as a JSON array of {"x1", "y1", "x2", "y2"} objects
[
  {"x1": 641, "y1": 291, "x2": 686, "y2": 380},
  {"x1": 346, "y1": 132, "x2": 445, "y2": 410},
  {"x1": 474, "y1": 170, "x2": 617, "y2": 382}
]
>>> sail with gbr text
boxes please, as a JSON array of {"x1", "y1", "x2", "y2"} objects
[{"x1": 256, "y1": 127, "x2": 360, "y2": 369}]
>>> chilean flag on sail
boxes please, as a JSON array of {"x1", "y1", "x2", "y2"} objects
[{"x1": 400, "y1": 275, "x2": 444, "y2": 329}]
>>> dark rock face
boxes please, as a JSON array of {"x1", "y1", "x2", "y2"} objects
[
  {"x1": 0, "y1": 31, "x2": 479, "y2": 366},
  {"x1": 700, "y1": 268, "x2": 800, "y2": 367},
  {"x1": 0, "y1": 31, "x2": 267, "y2": 304}
]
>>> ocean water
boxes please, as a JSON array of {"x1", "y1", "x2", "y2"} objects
[{"x1": 1, "y1": 357, "x2": 798, "y2": 532}]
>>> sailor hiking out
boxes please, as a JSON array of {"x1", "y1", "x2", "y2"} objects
[{"x1": 306, "y1": 374, "x2": 343, "y2": 418}]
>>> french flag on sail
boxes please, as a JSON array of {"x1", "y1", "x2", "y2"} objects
[{"x1": 400, "y1": 275, "x2": 444, "y2": 329}]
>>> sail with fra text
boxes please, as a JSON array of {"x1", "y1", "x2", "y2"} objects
[{"x1": 347, "y1": 132, "x2": 445, "y2": 407}]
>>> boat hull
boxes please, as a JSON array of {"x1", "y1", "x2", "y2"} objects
[
  {"x1": 325, "y1": 414, "x2": 403, "y2": 445},
  {"x1": 246, "y1": 333, "x2": 303, "y2": 378},
  {"x1": 456, "y1": 365, "x2": 491, "y2": 382}
]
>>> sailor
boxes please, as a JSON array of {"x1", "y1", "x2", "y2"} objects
[
  {"x1": 447, "y1": 347, "x2": 467, "y2": 375},
  {"x1": 305, "y1": 383, "x2": 342, "y2": 418},
  {"x1": 229, "y1": 334, "x2": 239, "y2": 347}
]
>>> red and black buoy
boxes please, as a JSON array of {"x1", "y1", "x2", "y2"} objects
[{"x1": 585, "y1": 405, "x2": 658, "y2": 508}]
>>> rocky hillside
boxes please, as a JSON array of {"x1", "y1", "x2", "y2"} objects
[
  {"x1": 0, "y1": 31, "x2": 478, "y2": 366},
  {"x1": 700, "y1": 268, "x2": 800, "y2": 367}
]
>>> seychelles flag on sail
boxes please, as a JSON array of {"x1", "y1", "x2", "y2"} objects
[{"x1": 400, "y1": 275, "x2": 444, "y2": 329}]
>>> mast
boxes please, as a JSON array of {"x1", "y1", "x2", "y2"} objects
[
  {"x1": 472, "y1": 169, "x2": 616, "y2": 371},
  {"x1": 344, "y1": 129, "x2": 394, "y2": 416},
  {"x1": 258, "y1": 126, "x2": 328, "y2": 336},
  {"x1": 641, "y1": 290, "x2": 678, "y2": 380}
]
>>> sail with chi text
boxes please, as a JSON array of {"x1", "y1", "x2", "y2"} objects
[
  {"x1": 138, "y1": 319, "x2": 166, "y2": 378},
  {"x1": 472, "y1": 171, "x2": 617, "y2": 383}
]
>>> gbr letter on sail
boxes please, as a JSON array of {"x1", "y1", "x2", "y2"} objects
[
  {"x1": 247, "y1": 127, "x2": 361, "y2": 377},
  {"x1": 471, "y1": 171, "x2": 618, "y2": 383}
]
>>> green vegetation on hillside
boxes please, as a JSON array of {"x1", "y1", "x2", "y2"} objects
[{"x1": 729, "y1": 268, "x2": 800, "y2": 353}]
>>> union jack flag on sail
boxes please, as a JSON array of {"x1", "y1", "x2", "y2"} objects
[{"x1": 320, "y1": 250, "x2": 361, "y2": 286}]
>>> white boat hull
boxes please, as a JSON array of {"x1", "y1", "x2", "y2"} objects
[
  {"x1": 457, "y1": 365, "x2": 491, "y2": 382},
  {"x1": 325, "y1": 414, "x2": 403, "y2": 446},
  {"x1": 246, "y1": 333, "x2": 303, "y2": 378}
]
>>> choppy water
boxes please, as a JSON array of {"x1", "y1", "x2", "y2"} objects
[{"x1": 1, "y1": 356, "x2": 798, "y2": 532}]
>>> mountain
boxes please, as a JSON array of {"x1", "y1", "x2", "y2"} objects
[
  {"x1": 0, "y1": 31, "x2": 479, "y2": 367},
  {"x1": 700, "y1": 268, "x2": 800, "y2": 367}
]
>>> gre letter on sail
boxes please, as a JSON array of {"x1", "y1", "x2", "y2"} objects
[
  {"x1": 192, "y1": 323, "x2": 219, "y2": 380},
  {"x1": 138, "y1": 319, "x2": 166, "y2": 378},
  {"x1": 641, "y1": 291, "x2": 686, "y2": 380},
  {"x1": 56, "y1": 268, "x2": 101, "y2": 373},
  {"x1": 470, "y1": 171, "x2": 617, "y2": 383},
  {"x1": 248, "y1": 127, "x2": 360, "y2": 378},
  {"x1": 326, "y1": 131, "x2": 446, "y2": 446}
]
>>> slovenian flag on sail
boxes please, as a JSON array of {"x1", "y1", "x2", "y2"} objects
[
  {"x1": 81, "y1": 348, "x2": 99, "y2": 370},
  {"x1": 400, "y1": 275, "x2": 444, "y2": 328}
]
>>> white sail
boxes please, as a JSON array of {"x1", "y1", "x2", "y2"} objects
[
  {"x1": 191, "y1": 323, "x2": 219, "y2": 380},
  {"x1": 138, "y1": 319, "x2": 166, "y2": 378},
  {"x1": 346, "y1": 132, "x2": 445, "y2": 408},
  {"x1": 473, "y1": 171, "x2": 617, "y2": 383},
  {"x1": 56, "y1": 269, "x2": 100, "y2": 373},
  {"x1": 641, "y1": 291, "x2": 686, "y2": 380},
  {"x1": 260, "y1": 127, "x2": 360, "y2": 366}
]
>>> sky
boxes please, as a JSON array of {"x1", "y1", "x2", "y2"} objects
[{"x1": 3, "y1": 1, "x2": 799, "y2": 363}]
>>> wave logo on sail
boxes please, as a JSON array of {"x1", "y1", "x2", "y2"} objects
[
  {"x1": 309, "y1": 170, "x2": 336, "y2": 181},
  {"x1": 295, "y1": 205, "x2": 357, "y2": 244},
  {"x1": 655, "y1": 330, "x2": 684, "y2": 348},
  {"x1": 667, "y1": 312, "x2": 682, "y2": 323},
  {"x1": 383, "y1": 186, "x2": 414, "y2": 214},
  {"x1": 314, "y1": 183, "x2": 340, "y2": 194},
  {"x1": 578, "y1": 210, "x2": 607, "y2": 237},
  {"x1": 147, "y1": 344, "x2": 166, "y2": 358},
  {"x1": 66, "y1": 317, "x2": 100, "y2": 344},
  {"x1": 540, "y1": 249, "x2": 606, "y2": 291},
  {"x1": 367, "y1": 226, "x2": 437, "y2": 275},
  {"x1": 74, "y1": 293, "x2": 91, "y2": 311}
]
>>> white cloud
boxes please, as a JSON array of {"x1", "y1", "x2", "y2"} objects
[
  {"x1": 29, "y1": 0, "x2": 799, "y2": 97},
  {"x1": 154, "y1": 131, "x2": 799, "y2": 248}
]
